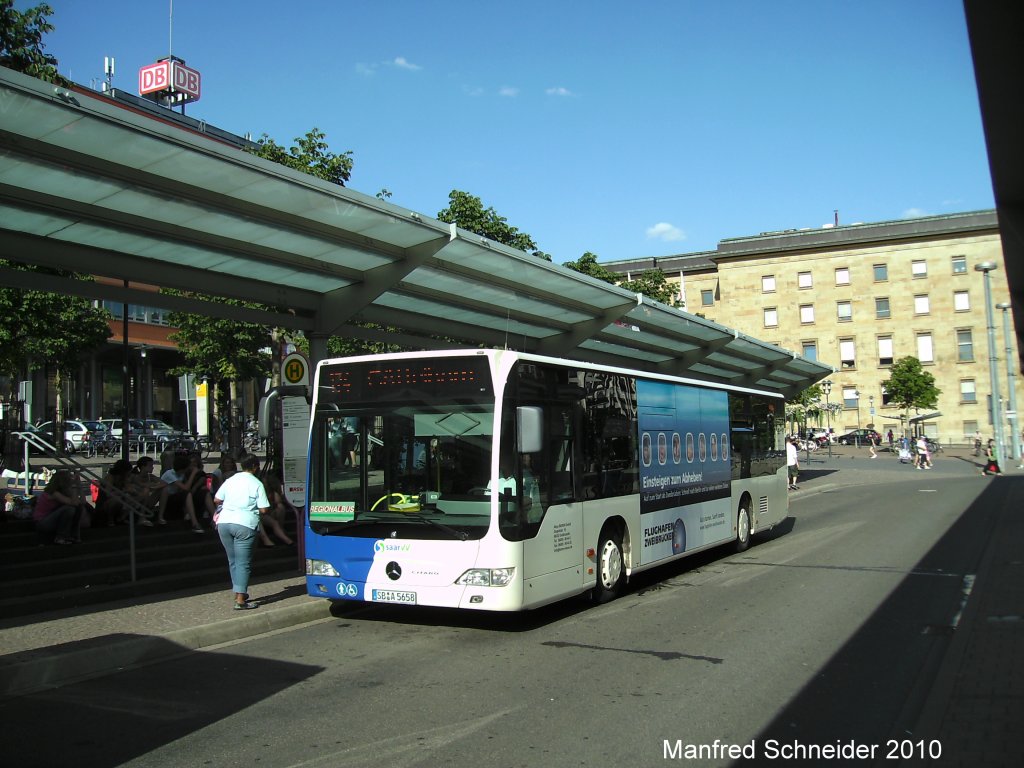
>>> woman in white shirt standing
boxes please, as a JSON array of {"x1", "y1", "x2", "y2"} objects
[{"x1": 214, "y1": 453, "x2": 269, "y2": 610}]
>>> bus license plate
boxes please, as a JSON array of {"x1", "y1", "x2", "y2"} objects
[{"x1": 372, "y1": 589, "x2": 417, "y2": 604}]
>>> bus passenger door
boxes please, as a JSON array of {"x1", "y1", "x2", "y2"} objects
[{"x1": 522, "y1": 402, "x2": 583, "y2": 605}]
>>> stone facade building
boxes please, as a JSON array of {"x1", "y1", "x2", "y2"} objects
[{"x1": 603, "y1": 210, "x2": 1020, "y2": 448}]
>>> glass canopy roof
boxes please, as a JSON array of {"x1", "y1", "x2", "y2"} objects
[{"x1": 0, "y1": 67, "x2": 832, "y2": 398}]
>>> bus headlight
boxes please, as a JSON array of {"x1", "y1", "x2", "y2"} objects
[
  {"x1": 456, "y1": 567, "x2": 515, "y2": 587},
  {"x1": 306, "y1": 559, "x2": 340, "y2": 577}
]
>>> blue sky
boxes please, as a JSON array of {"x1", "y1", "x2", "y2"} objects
[{"x1": 27, "y1": 0, "x2": 993, "y2": 264}]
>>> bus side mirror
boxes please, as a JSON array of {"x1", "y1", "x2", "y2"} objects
[{"x1": 517, "y1": 407, "x2": 543, "y2": 454}]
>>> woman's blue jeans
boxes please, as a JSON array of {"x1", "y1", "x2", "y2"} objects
[
  {"x1": 218, "y1": 523, "x2": 257, "y2": 594},
  {"x1": 35, "y1": 505, "x2": 82, "y2": 540}
]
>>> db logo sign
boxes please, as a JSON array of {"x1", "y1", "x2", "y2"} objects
[{"x1": 139, "y1": 60, "x2": 201, "y2": 101}]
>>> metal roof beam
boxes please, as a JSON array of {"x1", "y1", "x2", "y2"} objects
[
  {"x1": 315, "y1": 231, "x2": 457, "y2": 334},
  {"x1": 0, "y1": 265, "x2": 315, "y2": 330},
  {"x1": 535, "y1": 294, "x2": 641, "y2": 357},
  {"x1": 0, "y1": 183, "x2": 368, "y2": 285},
  {"x1": 356, "y1": 304, "x2": 536, "y2": 351},
  {"x1": 0, "y1": 229, "x2": 322, "y2": 315},
  {"x1": 0, "y1": 130, "x2": 439, "y2": 267}
]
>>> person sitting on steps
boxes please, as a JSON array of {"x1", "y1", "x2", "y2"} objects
[
  {"x1": 157, "y1": 452, "x2": 205, "y2": 533},
  {"x1": 34, "y1": 469, "x2": 88, "y2": 545}
]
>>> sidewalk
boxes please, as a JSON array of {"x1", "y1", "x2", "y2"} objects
[
  {"x1": 0, "y1": 573, "x2": 331, "y2": 698},
  {"x1": 1, "y1": 451, "x2": 1020, "y2": 765}
]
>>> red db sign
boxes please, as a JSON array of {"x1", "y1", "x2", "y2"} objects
[{"x1": 139, "y1": 60, "x2": 201, "y2": 102}]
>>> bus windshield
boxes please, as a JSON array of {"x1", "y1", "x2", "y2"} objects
[{"x1": 308, "y1": 403, "x2": 494, "y2": 540}]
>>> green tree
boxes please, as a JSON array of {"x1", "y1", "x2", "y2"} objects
[
  {"x1": 0, "y1": 261, "x2": 112, "y2": 431},
  {"x1": 0, "y1": 1, "x2": 67, "y2": 85},
  {"x1": 786, "y1": 383, "x2": 824, "y2": 434},
  {"x1": 882, "y1": 356, "x2": 940, "y2": 432},
  {"x1": 166, "y1": 297, "x2": 275, "y2": 445},
  {"x1": 249, "y1": 128, "x2": 353, "y2": 186},
  {"x1": 564, "y1": 252, "x2": 681, "y2": 307},
  {"x1": 620, "y1": 269, "x2": 682, "y2": 307},
  {"x1": 563, "y1": 251, "x2": 621, "y2": 283},
  {"x1": 437, "y1": 190, "x2": 549, "y2": 260}
]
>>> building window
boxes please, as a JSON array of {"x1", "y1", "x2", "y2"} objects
[
  {"x1": 914, "y1": 295, "x2": 930, "y2": 315},
  {"x1": 102, "y1": 301, "x2": 169, "y2": 326},
  {"x1": 917, "y1": 332, "x2": 934, "y2": 363},
  {"x1": 764, "y1": 308, "x2": 778, "y2": 328},
  {"x1": 954, "y1": 290, "x2": 970, "y2": 311},
  {"x1": 701, "y1": 289, "x2": 714, "y2": 306},
  {"x1": 762, "y1": 275, "x2": 776, "y2": 293},
  {"x1": 875, "y1": 297, "x2": 890, "y2": 319},
  {"x1": 878, "y1": 336, "x2": 894, "y2": 367},
  {"x1": 873, "y1": 264, "x2": 888, "y2": 281},
  {"x1": 952, "y1": 255, "x2": 967, "y2": 274},
  {"x1": 835, "y1": 267, "x2": 850, "y2": 285},
  {"x1": 800, "y1": 304, "x2": 815, "y2": 324},
  {"x1": 912, "y1": 260, "x2": 928, "y2": 278},
  {"x1": 798, "y1": 271, "x2": 813, "y2": 289},
  {"x1": 960, "y1": 379, "x2": 977, "y2": 403},
  {"x1": 837, "y1": 301, "x2": 852, "y2": 322},
  {"x1": 957, "y1": 329, "x2": 974, "y2": 361},
  {"x1": 802, "y1": 341, "x2": 818, "y2": 361},
  {"x1": 839, "y1": 338, "x2": 856, "y2": 369},
  {"x1": 881, "y1": 385, "x2": 892, "y2": 406},
  {"x1": 963, "y1": 419, "x2": 979, "y2": 438},
  {"x1": 843, "y1": 387, "x2": 859, "y2": 409}
]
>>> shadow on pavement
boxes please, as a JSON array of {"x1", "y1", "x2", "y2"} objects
[
  {"x1": 728, "y1": 477, "x2": 1021, "y2": 766},
  {"x1": 0, "y1": 636, "x2": 325, "y2": 768},
  {"x1": 796, "y1": 468, "x2": 841, "y2": 484}
]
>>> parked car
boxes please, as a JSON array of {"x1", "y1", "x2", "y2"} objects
[
  {"x1": 98, "y1": 418, "x2": 145, "y2": 440},
  {"x1": 836, "y1": 428, "x2": 882, "y2": 445},
  {"x1": 80, "y1": 420, "x2": 120, "y2": 457},
  {"x1": 33, "y1": 420, "x2": 93, "y2": 453},
  {"x1": 138, "y1": 418, "x2": 187, "y2": 449}
]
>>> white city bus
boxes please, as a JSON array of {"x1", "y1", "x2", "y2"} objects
[{"x1": 305, "y1": 349, "x2": 788, "y2": 610}]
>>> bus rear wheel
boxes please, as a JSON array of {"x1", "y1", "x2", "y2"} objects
[
  {"x1": 592, "y1": 527, "x2": 625, "y2": 603},
  {"x1": 735, "y1": 501, "x2": 751, "y2": 553}
]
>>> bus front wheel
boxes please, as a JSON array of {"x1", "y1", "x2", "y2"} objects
[
  {"x1": 592, "y1": 527, "x2": 625, "y2": 603},
  {"x1": 735, "y1": 501, "x2": 751, "y2": 553}
]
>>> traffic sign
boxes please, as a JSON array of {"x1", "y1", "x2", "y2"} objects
[{"x1": 281, "y1": 352, "x2": 309, "y2": 387}]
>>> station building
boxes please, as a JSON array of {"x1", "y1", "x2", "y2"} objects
[{"x1": 602, "y1": 210, "x2": 1020, "y2": 447}]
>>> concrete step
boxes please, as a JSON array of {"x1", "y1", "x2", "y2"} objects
[
  {"x1": 0, "y1": 555, "x2": 302, "y2": 619},
  {"x1": 0, "y1": 516, "x2": 301, "y2": 619}
]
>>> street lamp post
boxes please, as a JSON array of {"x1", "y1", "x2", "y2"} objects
[
  {"x1": 854, "y1": 389, "x2": 861, "y2": 446},
  {"x1": 976, "y1": 262, "x2": 1004, "y2": 466},
  {"x1": 996, "y1": 302, "x2": 1020, "y2": 466},
  {"x1": 822, "y1": 379, "x2": 832, "y2": 459}
]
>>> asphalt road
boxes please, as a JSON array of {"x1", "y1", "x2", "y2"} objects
[{"x1": 4, "y1": 471, "x2": 991, "y2": 768}]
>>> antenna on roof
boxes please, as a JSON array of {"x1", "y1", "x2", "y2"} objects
[
  {"x1": 834, "y1": 209, "x2": 839, "y2": 227},
  {"x1": 103, "y1": 56, "x2": 115, "y2": 93},
  {"x1": 169, "y1": 0, "x2": 174, "y2": 58}
]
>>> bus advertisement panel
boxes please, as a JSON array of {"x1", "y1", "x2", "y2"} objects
[{"x1": 637, "y1": 380, "x2": 731, "y2": 563}]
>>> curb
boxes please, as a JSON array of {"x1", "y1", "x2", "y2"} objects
[{"x1": 0, "y1": 599, "x2": 332, "y2": 699}]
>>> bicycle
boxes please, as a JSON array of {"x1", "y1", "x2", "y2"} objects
[
  {"x1": 242, "y1": 430, "x2": 265, "y2": 453},
  {"x1": 85, "y1": 433, "x2": 120, "y2": 458}
]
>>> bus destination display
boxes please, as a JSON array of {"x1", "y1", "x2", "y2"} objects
[{"x1": 320, "y1": 357, "x2": 493, "y2": 403}]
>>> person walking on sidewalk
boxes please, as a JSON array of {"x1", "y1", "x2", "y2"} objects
[
  {"x1": 982, "y1": 439, "x2": 1003, "y2": 476},
  {"x1": 915, "y1": 435, "x2": 933, "y2": 470},
  {"x1": 214, "y1": 453, "x2": 269, "y2": 610},
  {"x1": 786, "y1": 436, "x2": 800, "y2": 490}
]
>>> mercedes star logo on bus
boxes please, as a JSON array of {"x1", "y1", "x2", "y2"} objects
[{"x1": 386, "y1": 562, "x2": 402, "y2": 581}]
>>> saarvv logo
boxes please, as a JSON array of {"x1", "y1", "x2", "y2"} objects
[{"x1": 374, "y1": 540, "x2": 411, "y2": 553}]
